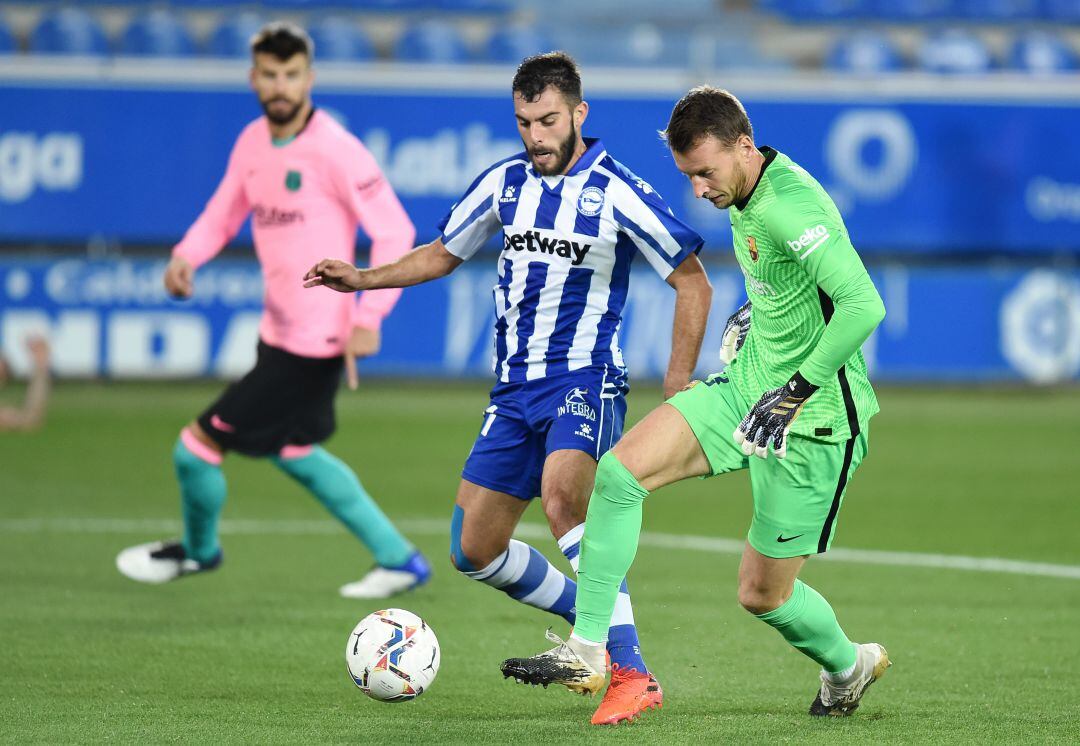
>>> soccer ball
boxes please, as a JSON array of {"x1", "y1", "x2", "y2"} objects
[{"x1": 345, "y1": 608, "x2": 440, "y2": 702}]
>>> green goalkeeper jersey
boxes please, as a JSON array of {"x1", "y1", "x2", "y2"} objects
[{"x1": 727, "y1": 147, "x2": 885, "y2": 442}]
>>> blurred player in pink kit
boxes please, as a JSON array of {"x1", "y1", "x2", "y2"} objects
[{"x1": 116, "y1": 22, "x2": 431, "y2": 598}]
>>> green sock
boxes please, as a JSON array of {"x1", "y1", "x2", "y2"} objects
[
  {"x1": 273, "y1": 446, "x2": 414, "y2": 567},
  {"x1": 574, "y1": 452, "x2": 649, "y2": 644},
  {"x1": 175, "y1": 437, "x2": 227, "y2": 564},
  {"x1": 755, "y1": 579, "x2": 857, "y2": 673}
]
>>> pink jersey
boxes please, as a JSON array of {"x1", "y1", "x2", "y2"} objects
[{"x1": 174, "y1": 109, "x2": 415, "y2": 358}]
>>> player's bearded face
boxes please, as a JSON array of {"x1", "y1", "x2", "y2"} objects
[
  {"x1": 526, "y1": 121, "x2": 577, "y2": 176},
  {"x1": 673, "y1": 136, "x2": 750, "y2": 210},
  {"x1": 251, "y1": 53, "x2": 313, "y2": 126},
  {"x1": 514, "y1": 89, "x2": 584, "y2": 176}
]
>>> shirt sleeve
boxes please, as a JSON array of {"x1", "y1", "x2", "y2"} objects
[
  {"x1": 173, "y1": 134, "x2": 251, "y2": 269},
  {"x1": 764, "y1": 197, "x2": 886, "y2": 387},
  {"x1": 331, "y1": 138, "x2": 417, "y2": 331},
  {"x1": 611, "y1": 178, "x2": 704, "y2": 279},
  {"x1": 436, "y1": 164, "x2": 504, "y2": 261}
]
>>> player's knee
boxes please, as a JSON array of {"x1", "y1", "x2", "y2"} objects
[
  {"x1": 175, "y1": 425, "x2": 223, "y2": 468},
  {"x1": 594, "y1": 452, "x2": 645, "y2": 506},
  {"x1": 737, "y1": 580, "x2": 785, "y2": 615}
]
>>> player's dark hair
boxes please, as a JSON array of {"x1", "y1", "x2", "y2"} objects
[
  {"x1": 663, "y1": 86, "x2": 753, "y2": 153},
  {"x1": 250, "y1": 21, "x2": 314, "y2": 62},
  {"x1": 512, "y1": 52, "x2": 582, "y2": 106}
]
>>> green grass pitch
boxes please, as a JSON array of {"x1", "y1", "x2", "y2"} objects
[{"x1": 2, "y1": 381, "x2": 1079, "y2": 743}]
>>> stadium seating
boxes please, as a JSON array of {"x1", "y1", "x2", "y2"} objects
[
  {"x1": 207, "y1": 11, "x2": 264, "y2": 58},
  {"x1": 0, "y1": 16, "x2": 15, "y2": 55},
  {"x1": 29, "y1": 7, "x2": 109, "y2": 56},
  {"x1": 120, "y1": 9, "x2": 196, "y2": 58},
  {"x1": 1009, "y1": 31, "x2": 1078, "y2": 75},
  {"x1": 759, "y1": 0, "x2": 870, "y2": 22},
  {"x1": 827, "y1": 30, "x2": 904, "y2": 73},
  {"x1": 308, "y1": 17, "x2": 375, "y2": 62},
  {"x1": 393, "y1": 20, "x2": 471, "y2": 64},
  {"x1": 1042, "y1": 0, "x2": 1080, "y2": 22},
  {"x1": 484, "y1": 24, "x2": 556, "y2": 64},
  {"x1": 955, "y1": 0, "x2": 1041, "y2": 21},
  {"x1": 870, "y1": 0, "x2": 954, "y2": 22},
  {"x1": 553, "y1": 24, "x2": 694, "y2": 68},
  {"x1": 916, "y1": 28, "x2": 993, "y2": 74}
]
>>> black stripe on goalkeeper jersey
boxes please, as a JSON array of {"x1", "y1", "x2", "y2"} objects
[
  {"x1": 732, "y1": 146, "x2": 779, "y2": 212},
  {"x1": 816, "y1": 287, "x2": 861, "y2": 554}
]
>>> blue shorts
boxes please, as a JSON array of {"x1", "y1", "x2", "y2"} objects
[{"x1": 461, "y1": 367, "x2": 628, "y2": 500}]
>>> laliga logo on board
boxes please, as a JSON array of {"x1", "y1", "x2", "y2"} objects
[
  {"x1": 0, "y1": 131, "x2": 83, "y2": 204},
  {"x1": 577, "y1": 186, "x2": 604, "y2": 216}
]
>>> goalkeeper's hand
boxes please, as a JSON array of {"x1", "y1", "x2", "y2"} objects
[
  {"x1": 734, "y1": 372, "x2": 818, "y2": 460},
  {"x1": 719, "y1": 300, "x2": 751, "y2": 365}
]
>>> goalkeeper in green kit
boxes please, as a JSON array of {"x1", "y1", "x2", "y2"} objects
[{"x1": 502, "y1": 86, "x2": 889, "y2": 720}]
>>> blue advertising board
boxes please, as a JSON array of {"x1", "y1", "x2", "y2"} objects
[
  {"x1": 2, "y1": 258, "x2": 1077, "y2": 383},
  {"x1": 2, "y1": 81, "x2": 1080, "y2": 253}
]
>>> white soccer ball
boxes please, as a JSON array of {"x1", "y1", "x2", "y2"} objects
[{"x1": 345, "y1": 608, "x2": 440, "y2": 702}]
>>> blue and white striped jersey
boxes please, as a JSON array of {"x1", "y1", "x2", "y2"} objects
[{"x1": 437, "y1": 138, "x2": 703, "y2": 384}]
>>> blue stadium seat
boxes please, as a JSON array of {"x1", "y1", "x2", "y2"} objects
[
  {"x1": 1041, "y1": 0, "x2": 1080, "y2": 22},
  {"x1": 870, "y1": 0, "x2": 955, "y2": 21},
  {"x1": 955, "y1": 0, "x2": 1040, "y2": 21},
  {"x1": 758, "y1": 0, "x2": 870, "y2": 22},
  {"x1": 30, "y1": 7, "x2": 109, "y2": 56},
  {"x1": 393, "y1": 21, "x2": 471, "y2": 64},
  {"x1": 917, "y1": 28, "x2": 993, "y2": 73},
  {"x1": 554, "y1": 24, "x2": 692, "y2": 68},
  {"x1": 308, "y1": 17, "x2": 375, "y2": 62},
  {"x1": 207, "y1": 12, "x2": 263, "y2": 59},
  {"x1": 1009, "y1": 31, "x2": 1078, "y2": 75},
  {"x1": 827, "y1": 31, "x2": 904, "y2": 73},
  {"x1": 0, "y1": 16, "x2": 15, "y2": 55},
  {"x1": 484, "y1": 24, "x2": 555, "y2": 64},
  {"x1": 120, "y1": 9, "x2": 195, "y2": 58}
]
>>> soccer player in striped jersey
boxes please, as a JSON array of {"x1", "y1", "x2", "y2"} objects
[
  {"x1": 115, "y1": 23, "x2": 430, "y2": 599},
  {"x1": 305, "y1": 53, "x2": 713, "y2": 725},
  {"x1": 504, "y1": 86, "x2": 891, "y2": 720}
]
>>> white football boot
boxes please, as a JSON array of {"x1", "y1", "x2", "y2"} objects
[
  {"x1": 116, "y1": 540, "x2": 222, "y2": 584},
  {"x1": 810, "y1": 642, "x2": 891, "y2": 717},
  {"x1": 500, "y1": 629, "x2": 607, "y2": 695},
  {"x1": 338, "y1": 551, "x2": 431, "y2": 599}
]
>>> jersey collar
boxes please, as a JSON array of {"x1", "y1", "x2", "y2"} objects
[
  {"x1": 270, "y1": 107, "x2": 318, "y2": 148},
  {"x1": 733, "y1": 146, "x2": 778, "y2": 212}
]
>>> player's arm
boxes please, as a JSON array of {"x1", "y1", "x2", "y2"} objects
[
  {"x1": 664, "y1": 254, "x2": 712, "y2": 399},
  {"x1": 307, "y1": 159, "x2": 503, "y2": 293},
  {"x1": 167, "y1": 135, "x2": 252, "y2": 299},
  {"x1": 611, "y1": 175, "x2": 709, "y2": 398},
  {"x1": 0, "y1": 337, "x2": 51, "y2": 432},
  {"x1": 735, "y1": 201, "x2": 885, "y2": 459}
]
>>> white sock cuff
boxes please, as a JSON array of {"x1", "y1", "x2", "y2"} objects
[
  {"x1": 556, "y1": 523, "x2": 585, "y2": 554},
  {"x1": 570, "y1": 630, "x2": 606, "y2": 647}
]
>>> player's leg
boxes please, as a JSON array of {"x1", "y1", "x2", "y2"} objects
[
  {"x1": 452, "y1": 478, "x2": 577, "y2": 622},
  {"x1": 744, "y1": 430, "x2": 888, "y2": 716},
  {"x1": 115, "y1": 420, "x2": 226, "y2": 583},
  {"x1": 503, "y1": 374, "x2": 747, "y2": 698},
  {"x1": 272, "y1": 443, "x2": 428, "y2": 598}
]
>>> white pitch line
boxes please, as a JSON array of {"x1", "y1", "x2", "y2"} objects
[{"x1": 3, "y1": 517, "x2": 1080, "y2": 581}]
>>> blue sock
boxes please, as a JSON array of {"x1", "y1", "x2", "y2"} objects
[
  {"x1": 558, "y1": 523, "x2": 649, "y2": 674},
  {"x1": 273, "y1": 446, "x2": 414, "y2": 567},
  {"x1": 174, "y1": 436, "x2": 226, "y2": 564},
  {"x1": 460, "y1": 535, "x2": 577, "y2": 624}
]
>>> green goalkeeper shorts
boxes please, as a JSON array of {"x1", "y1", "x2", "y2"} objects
[{"x1": 667, "y1": 372, "x2": 869, "y2": 559}]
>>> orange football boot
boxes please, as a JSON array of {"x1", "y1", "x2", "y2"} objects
[{"x1": 590, "y1": 664, "x2": 663, "y2": 726}]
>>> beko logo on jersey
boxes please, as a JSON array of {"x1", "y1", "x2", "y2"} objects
[
  {"x1": 503, "y1": 230, "x2": 592, "y2": 266},
  {"x1": 786, "y1": 224, "x2": 829, "y2": 258}
]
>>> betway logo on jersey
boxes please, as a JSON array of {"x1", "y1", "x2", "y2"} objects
[
  {"x1": 503, "y1": 229, "x2": 592, "y2": 266},
  {"x1": 786, "y1": 225, "x2": 830, "y2": 259}
]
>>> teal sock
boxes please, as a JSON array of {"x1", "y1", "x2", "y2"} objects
[
  {"x1": 174, "y1": 437, "x2": 227, "y2": 564},
  {"x1": 273, "y1": 446, "x2": 414, "y2": 567},
  {"x1": 755, "y1": 579, "x2": 858, "y2": 673}
]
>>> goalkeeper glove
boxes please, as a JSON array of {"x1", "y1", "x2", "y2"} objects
[
  {"x1": 719, "y1": 300, "x2": 751, "y2": 365},
  {"x1": 734, "y1": 371, "x2": 818, "y2": 460}
]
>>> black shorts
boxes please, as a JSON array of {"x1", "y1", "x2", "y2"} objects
[{"x1": 197, "y1": 341, "x2": 343, "y2": 457}]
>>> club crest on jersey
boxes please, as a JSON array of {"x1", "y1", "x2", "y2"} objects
[
  {"x1": 285, "y1": 170, "x2": 302, "y2": 192},
  {"x1": 747, "y1": 236, "x2": 759, "y2": 262},
  {"x1": 577, "y1": 186, "x2": 605, "y2": 217},
  {"x1": 557, "y1": 387, "x2": 596, "y2": 421},
  {"x1": 499, "y1": 185, "x2": 517, "y2": 204}
]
